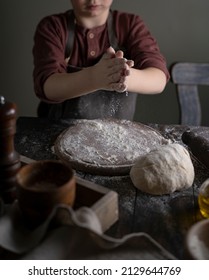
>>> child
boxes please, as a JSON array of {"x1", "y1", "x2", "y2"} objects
[{"x1": 33, "y1": 0, "x2": 170, "y2": 120}]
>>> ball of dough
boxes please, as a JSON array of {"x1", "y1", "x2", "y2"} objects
[{"x1": 130, "y1": 143, "x2": 194, "y2": 195}]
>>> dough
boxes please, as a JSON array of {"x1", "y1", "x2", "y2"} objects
[{"x1": 130, "y1": 143, "x2": 195, "y2": 195}]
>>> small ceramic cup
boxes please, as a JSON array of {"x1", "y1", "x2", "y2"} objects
[{"x1": 16, "y1": 160, "x2": 76, "y2": 228}]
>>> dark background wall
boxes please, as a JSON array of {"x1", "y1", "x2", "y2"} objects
[{"x1": 1, "y1": 0, "x2": 209, "y2": 125}]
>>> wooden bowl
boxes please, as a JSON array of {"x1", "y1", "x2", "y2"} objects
[
  {"x1": 16, "y1": 160, "x2": 76, "y2": 228},
  {"x1": 185, "y1": 219, "x2": 209, "y2": 259}
]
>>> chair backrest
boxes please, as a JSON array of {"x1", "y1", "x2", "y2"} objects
[{"x1": 171, "y1": 62, "x2": 209, "y2": 126}]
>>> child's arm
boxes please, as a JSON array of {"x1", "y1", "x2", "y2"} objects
[{"x1": 126, "y1": 67, "x2": 167, "y2": 94}]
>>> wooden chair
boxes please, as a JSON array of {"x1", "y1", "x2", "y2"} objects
[{"x1": 170, "y1": 62, "x2": 209, "y2": 126}]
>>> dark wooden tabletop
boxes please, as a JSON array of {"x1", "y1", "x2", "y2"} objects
[{"x1": 14, "y1": 117, "x2": 209, "y2": 260}]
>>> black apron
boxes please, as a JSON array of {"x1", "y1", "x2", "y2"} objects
[{"x1": 37, "y1": 10, "x2": 137, "y2": 121}]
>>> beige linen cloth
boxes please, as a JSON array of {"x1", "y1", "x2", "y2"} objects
[{"x1": 0, "y1": 199, "x2": 175, "y2": 260}]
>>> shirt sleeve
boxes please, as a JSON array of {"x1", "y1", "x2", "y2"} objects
[
  {"x1": 33, "y1": 13, "x2": 68, "y2": 103},
  {"x1": 114, "y1": 12, "x2": 170, "y2": 81}
]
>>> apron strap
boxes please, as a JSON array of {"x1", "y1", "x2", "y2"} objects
[
  {"x1": 107, "y1": 10, "x2": 120, "y2": 51},
  {"x1": 65, "y1": 10, "x2": 120, "y2": 58},
  {"x1": 65, "y1": 10, "x2": 76, "y2": 59}
]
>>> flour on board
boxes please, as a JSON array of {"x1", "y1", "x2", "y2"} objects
[{"x1": 55, "y1": 119, "x2": 170, "y2": 168}]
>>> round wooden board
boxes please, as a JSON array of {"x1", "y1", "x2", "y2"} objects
[{"x1": 54, "y1": 119, "x2": 170, "y2": 176}]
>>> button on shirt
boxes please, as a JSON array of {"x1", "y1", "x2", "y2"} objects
[
  {"x1": 66, "y1": 21, "x2": 110, "y2": 68},
  {"x1": 88, "y1": 32, "x2": 96, "y2": 57},
  {"x1": 89, "y1": 32, "x2": 94, "y2": 39}
]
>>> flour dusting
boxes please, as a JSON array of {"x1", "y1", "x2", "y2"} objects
[{"x1": 55, "y1": 119, "x2": 169, "y2": 168}]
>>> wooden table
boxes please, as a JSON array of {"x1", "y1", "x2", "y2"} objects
[{"x1": 14, "y1": 117, "x2": 209, "y2": 259}]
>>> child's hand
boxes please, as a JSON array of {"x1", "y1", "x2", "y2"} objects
[
  {"x1": 92, "y1": 47, "x2": 134, "y2": 92},
  {"x1": 111, "y1": 48, "x2": 134, "y2": 92}
]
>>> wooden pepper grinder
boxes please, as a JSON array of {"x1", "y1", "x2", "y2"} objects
[{"x1": 0, "y1": 96, "x2": 21, "y2": 203}]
